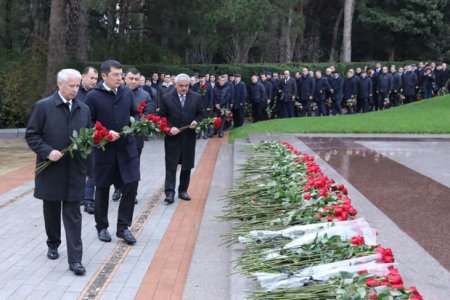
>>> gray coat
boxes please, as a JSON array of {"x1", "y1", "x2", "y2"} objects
[{"x1": 25, "y1": 92, "x2": 91, "y2": 202}]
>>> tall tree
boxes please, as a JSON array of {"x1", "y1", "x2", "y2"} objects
[
  {"x1": 45, "y1": 0, "x2": 68, "y2": 95},
  {"x1": 76, "y1": 0, "x2": 89, "y2": 60},
  {"x1": 342, "y1": 0, "x2": 355, "y2": 62}
]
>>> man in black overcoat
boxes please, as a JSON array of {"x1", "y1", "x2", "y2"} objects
[
  {"x1": 279, "y1": 70, "x2": 297, "y2": 118},
  {"x1": 299, "y1": 68, "x2": 315, "y2": 117},
  {"x1": 159, "y1": 73, "x2": 204, "y2": 204},
  {"x1": 25, "y1": 69, "x2": 90, "y2": 275},
  {"x1": 329, "y1": 71, "x2": 344, "y2": 115},
  {"x1": 231, "y1": 74, "x2": 248, "y2": 128},
  {"x1": 85, "y1": 60, "x2": 140, "y2": 245},
  {"x1": 402, "y1": 65, "x2": 418, "y2": 104}
]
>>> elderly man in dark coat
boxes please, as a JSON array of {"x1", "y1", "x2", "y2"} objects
[
  {"x1": 159, "y1": 73, "x2": 204, "y2": 204},
  {"x1": 25, "y1": 69, "x2": 90, "y2": 275},
  {"x1": 329, "y1": 71, "x2": 344, "y2": 115},
  {"x1": 313, "y1": 70, "x2": 330, "y2": 116},
  {"x1": 279, "y1": 70, "x2": 297, "y2": 118},
  {"x1": 299, "y1": 68, "x2": 315, "y2": 117},
  {"x1": 231, "y1": 74, "x2": 248, "y2": 128},
  {"x1": 377, "y1": 67, "x2": 393, "y2": 110},
  {"x1": 85, "y1": 60, "x2": 140, "y2": 246},
  {"x1": 402, "y1": 65, "x2": 418, "y2": 104}
]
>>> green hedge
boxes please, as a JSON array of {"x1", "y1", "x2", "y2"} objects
[{"x1": 1, "y1": 59, "x2": 417, "y2": 128}]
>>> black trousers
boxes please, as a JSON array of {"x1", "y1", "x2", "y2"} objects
[
  {"x1": 252, "y1": 101, "x2": 264, "y2": 122},
  {"x1": 232, "y1": 107, "x2": 245, "y2": 128},
  {"x1": 95, "y1": 181, "x2": 138, "y2": 232},
  {"x1": 405, "y1": 94, "x2": 415, "y2": 104},
  {"x1": 165, "y1": 169, "x2": 191, "y2": 196},
  {"x1": 281, "y1": 101, "x2": 295, "y2": 118},
  {"x1": 377, "y1": 92, "x2": 389, "y2": 110},
  {"x1": 43, "y1": 200, "x2": 82, "y2": 264}
]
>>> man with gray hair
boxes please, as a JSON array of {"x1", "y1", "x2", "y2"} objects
[
  {"x1": 25, "y1": 68, "x2": 90, "y2": 275},
  {"x1": 159, "y1": 73, "x2": 204, "y2": 204}
]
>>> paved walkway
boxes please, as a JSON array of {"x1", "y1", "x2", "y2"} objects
[{"x1": 0, "y1": 136, "x2": 225, "y2": 300}]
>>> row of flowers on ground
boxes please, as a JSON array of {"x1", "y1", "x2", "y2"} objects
[{"x1": 222, "y1": 141, "x2": 422, "y2": 299}]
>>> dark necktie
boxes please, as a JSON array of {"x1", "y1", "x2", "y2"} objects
[
  {"x1": 180, "y1": 95, "x2": 186, "y2": 107},
  {"x1": 66, "y1": 101, "x2": 72, "y2": 111}
]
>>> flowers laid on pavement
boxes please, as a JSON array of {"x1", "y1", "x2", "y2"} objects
[{"x1": 223, "y1": 140, "x2": 423, "y2": 299}]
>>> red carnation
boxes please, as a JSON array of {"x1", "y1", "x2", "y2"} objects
[
  {"x1": 106, "y1": 133, "x2": 114, "y2": 141},
  {"x1": 304, "y1": 193, "x2": 311, "y2": 200},
  {"x1": 95, "y1": 121, "x2": 104, "y2": 130},
  {"x1": 140, "y1": 101, "x2": 147, "y2": 107},
  {"x1": 213, "y1": 117, "x2": 222, "y2": 129},
  {"x1": 368, "y1": 294, "x2": 377, "y2": 300},
  {"x1": 366, "y1": 278, "x2": 379, "y2": 287},
  {"x1": 350, "y1": 236, "x2": 365, "y2": 246}
]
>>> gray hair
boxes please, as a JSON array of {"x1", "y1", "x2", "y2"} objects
[
  {"x1": 175, "y1": 73, "x2": 190, "y2": 83},
  {"x1": 57, "y1": 69, "x2": 82, "y2": 83}
]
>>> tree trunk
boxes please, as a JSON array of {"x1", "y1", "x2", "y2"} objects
[
  {"x1": 342, "y1": 0, "x2": 355, "y2": 62},
  {"x1": 106, "y1": 0, "x2": 116, "y2": 41},
  {"x1": 45, "y1": 0, "x2": 68, "y2": 95},
  {"x1": 4, "y1": 0, "x2": 13, "y2": 49},
  {"x1": 284, "y1": 8, "x2": 293, "y2": 63},
  {"x1": 389, "y1": 46, "x2": 395, "y2": 61},
  {"x1": 137, "y1": 0, "x2": 145, "y2": 42},
  {"x1": 75, "y1": 0, "x2": 89, "y2": 60},
  {"x1": 330, "y1": 4, "x2": 344, "y2": 62}
]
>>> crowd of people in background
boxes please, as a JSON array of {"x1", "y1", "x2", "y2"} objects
[{"x1": 130, "y1": 61, "x2": 449, "y2": 137}]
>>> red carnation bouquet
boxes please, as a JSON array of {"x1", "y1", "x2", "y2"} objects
[
  {"x1": 36, "y1": 102, "x2": 171, "y2": 174},
  {"x1": 199, "y1": 83, "x2": 208, "y2": 96}
]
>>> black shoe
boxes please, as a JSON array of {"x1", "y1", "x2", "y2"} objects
[
  {"x1": 178, "y1": 191, "x2": 191, "y2": 201},
  {"x1": 47, "y1": 248, "x2": 59, "y2": 260},
  {"x1": 98, "y1": 228, "x2": 112, "y2": 242},
  {"x1": 84, "y1": 203, "x2": 95, "y2": 214},
  {"x1": 164, "y1": 193, "x2": 175, "y2": 204},
  {"x1": 112, "y1": 189, "x2": 121, "y2": 202},
  {"x1": 69, "y1": 262, "x2": 86, "y2": 275},
  {"x1": 116, "y1": 229, "x2": 136, "y2": 245},
  {"x1": 135, "y1": 198, "x2": 138, "y2": 204},
  {"x1": 218, "y1": 132, "x2": 224, "y2": 138}
]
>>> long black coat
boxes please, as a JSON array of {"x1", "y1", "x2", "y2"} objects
[
  {"x1": 377, "y1": 73, "x2": 393, "y2": 93},
  {"x1": 160, "y1": 89, "x2": 204, "y2": 171},
  {"x1": 299, "y1": 75, "x2": 315, "y2": 100},
  {"x1": 314, "y1": 77, "x2": 330, "y2": 101},
  {"x1": 402, "y1": 71, "x2": 418, "y2": 96},
  {"x1": 85, "y1": 84, "x2": 140, "y2": 187},
  {"x1": 343, "y1": 77, "x2": 357, "y2": 99},
  {"x1": 330, "y1": 76, "x2": 344, "y2": 102},
  {"x1": 357, "y1": 76, "x2": 373, "y2": 98},
  {"x1": 280, "y1": 77, "x2": 297, "y2": 101},
  {"x1": 25, "y1": 92, "x2": 91, "y2": 202}
]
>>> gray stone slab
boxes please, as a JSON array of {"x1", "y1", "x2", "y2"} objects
[
  {"x1": 0, "y1": 128, "x2": 26, "y2": 139},
  {"x1": 358, "y1": 140, "x2": 450, "y2": 187},
  {"x1": 183, "y1": 144, "x2": 234, "y2": 300}
]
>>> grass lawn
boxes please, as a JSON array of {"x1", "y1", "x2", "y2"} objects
[{"x1": 229, "y1": 95, "x2": 450, "y2": 143}]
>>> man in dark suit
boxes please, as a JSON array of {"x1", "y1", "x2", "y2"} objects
[
  {"x1": 75, "y1": 66, "x2": 98, "y2": 214},
  {"x1": 329, "y1": 71, "x2": 344, "y2": 115},
  {"x1": 299, "y1": 68, "x2": 315, "y2": 117},
  {"x1": 313, "y1": 70, "x2": 330, "y2": 116},
  {"x1": 159, "y1": 73, "x2": 204, "y2": 204},
  {"x1": 231, "y1": 74, "x2": 247, "y2": 128},
  {"x1": 192, "y1": 74, "x2": 213, "y2": 138},
  {"x1": 25, "y1": 69, "x2": 90, "y2": 275},
  {"x1": 213, "y1": 76, "x2": 232, "y2": 137},
  {"x1": 377, "y1": 67, "x2": 393, "y2": 110},
  {"x1": 357, "y1": 71, "x2": 373, "y2": 113},
  {"x1": 402, "y1": 65, "x2": 418, "y2": 104},
  {"x1": 279, "y1": 70, "x2": 297, "y2": 118},
  {"x1": 85, "y1": 60, "x2": 140, "y2": 246},
  {"x1": 249, "y1": 75, "x2": 267, "y2": 122},
  {"x1": 156, "y1": 74, "x2": 174, "y2": 113}
]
